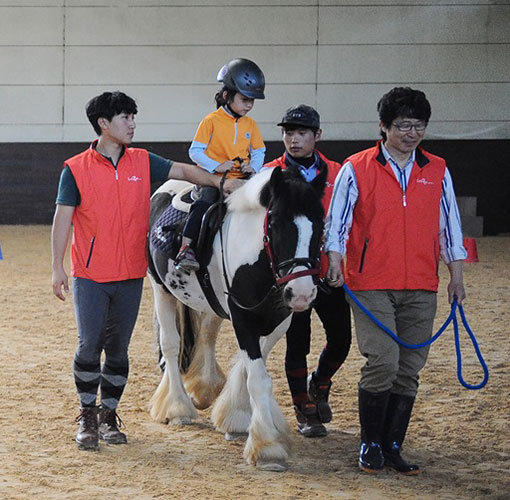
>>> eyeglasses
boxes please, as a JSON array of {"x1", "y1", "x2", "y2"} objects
[{"x1": 392, "y1": 121, "x2": 427, "y2": 132}]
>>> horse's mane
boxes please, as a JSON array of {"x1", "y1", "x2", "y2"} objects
[
  {"x1": 261, "y1": 169, "x2": 325, "y2": 221},
  {"x1": 226, "y1": 168, "x2": 273, "y2": 213},
  {"x1": 226, "y1": 168, "x2": 324, "y2": 221}
]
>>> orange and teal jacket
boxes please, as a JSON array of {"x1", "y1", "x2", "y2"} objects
[
  {"x1": 189, "y1": 107, "x2": 265, "y2": 179},
  {"x1": 66, "y1": 143, "x2": 151, "y2": 282}
]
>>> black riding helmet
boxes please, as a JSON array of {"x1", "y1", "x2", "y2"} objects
[{"x1": 216, "y1": 58, "x2": 265, "y2": 100}]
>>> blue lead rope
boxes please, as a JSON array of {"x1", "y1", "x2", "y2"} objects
[{"x1": 342, "y1": 284, "x2": 489, "y2": 390}]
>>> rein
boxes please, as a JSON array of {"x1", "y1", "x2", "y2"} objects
[
  {"x1": 342, "y1": 284, "x2": 489, "y2": 390},
  {"x1": 218, "y1": 175, "x2": 319, "y2": 312}
]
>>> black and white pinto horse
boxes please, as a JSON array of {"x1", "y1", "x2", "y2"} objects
[{"x1": 148, "y1": 167, "x2": 325, "y2": 471}]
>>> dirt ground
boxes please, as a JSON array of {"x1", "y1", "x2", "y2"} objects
[{"x1": 0, "y1": 225, "x2": 508, "y2": 500}]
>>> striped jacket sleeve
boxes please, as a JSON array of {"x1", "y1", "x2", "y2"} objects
[{"x1": 324, "y1": 161, "x2": 358, "y2": 256}]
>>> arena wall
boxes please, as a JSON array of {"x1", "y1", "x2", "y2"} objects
[{"x1": 0, "y1": 1, "x2": 509, "y2": 232}]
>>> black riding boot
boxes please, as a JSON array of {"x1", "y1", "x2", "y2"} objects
[
  {"x1": 308, "y1": 372, "x2": 332, "y2": 423},
  {"x1": 358, "y1": 387, "x2": 391, "y2": 473},
  {"x1": 382, "y1": 393, "x2": 420, "y2": 475}
]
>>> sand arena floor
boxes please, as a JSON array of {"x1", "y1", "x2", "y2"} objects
[{"x1": 0, "y1": 225, "x2": 508, "y2": 499}]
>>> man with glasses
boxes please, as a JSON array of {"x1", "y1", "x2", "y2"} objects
[{"x1": 325, "y1": 87, "x2": 466, "y2": 475}]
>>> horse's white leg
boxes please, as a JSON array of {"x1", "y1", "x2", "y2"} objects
[
  {"x1": 149, "y1": 279, "x2": 197, "y2": 425},
  {"x1": 211, "y1": 352, "x2": 252, "y2": 438},
  {"x1": 243, "y1": 353, "x2": 292, "y2": 471},
  {"x1": 260, "y1": 315, "x2": 292, "y2": 361},
  {"x1": 182, "y1": 312, "x2": 225, "y2": 410}
]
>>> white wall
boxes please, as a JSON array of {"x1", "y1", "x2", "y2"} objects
[{"x1": 0, "y1": 0, "x2": 508, "y2": 142}]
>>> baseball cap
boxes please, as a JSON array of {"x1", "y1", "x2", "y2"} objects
[{"x1": 277, "y1": 104, "x2": 320, "y2": 129}]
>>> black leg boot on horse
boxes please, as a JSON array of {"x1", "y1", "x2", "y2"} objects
[
  {"x1": 358, "y1": 388, "x2": 391, "y2": 473},
  {"x1": 382, "y1": 393, "x2": 420, "y2": 475}
]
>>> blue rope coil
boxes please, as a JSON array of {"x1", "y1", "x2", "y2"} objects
[{"x1": 342, "y1": 284, "x2": 489, "y2": 390}]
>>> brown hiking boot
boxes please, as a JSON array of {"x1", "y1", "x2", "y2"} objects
[
  {"x1": 76, "y1": 406, "x2": 99, "y2": 451},
  {"x1": 98, "y1": 407, "x2": 127, "y2": 444},
  {"x1": 308, "y1": 372, "x2": 333, "y2": 423},
  {"x1": 294, "y1": 401, "x2": 327, "y2": 438},
  {"x1": 175, "y1": 245, "x2": 200, "y2": 272}
]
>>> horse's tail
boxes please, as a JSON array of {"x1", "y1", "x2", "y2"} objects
[{"x1": 175, "y1": 301, "x2": 197, "y2": 374}]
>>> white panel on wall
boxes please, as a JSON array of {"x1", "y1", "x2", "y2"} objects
[
  {"x1": 0, "y1": 47, "x2": 62, "y2": 85},
  {"x1": 65, "y1": 45, "x2": 317, "y2": 85},
  {"x1": 317, "y1": 82, "x2": 510, "y2": 139},
  {"x1": 0, "y1": 1, "x2": 63, "y2": 5},
  {"x1": 0, "y1": 124, "x2": 63, "y2": 142},
  {"x1": 319, "y1": 5, "x2": 509, "y2": 44},
  {"x1": 0, "y1": 7, "x2": 63, "y2": 45},
  {"x1": 318, "y1": 0, "x2": 501, "y2": 5},
  {"x1": 319, "y1": 45, "x2": 510, "y2": 84},
  {"x1": 0, "y1": 86, "x2": 63, "y2": 124},
  {"x1": 0, "y1": 2, "x2": 508, "y2": 142},
  {"x1": 65, "y1": 0, "x2": 312, "y2": 5},
  {"x1": 64, "y1": 83, "x2": 317, "y2": 125},
  {"x1": 66, "y1": 6, "x2": 317, "y2": 46}
]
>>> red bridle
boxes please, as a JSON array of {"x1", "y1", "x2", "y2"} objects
[{"x1": 263, "y1": 208, "x2": 320, "y2": 287}]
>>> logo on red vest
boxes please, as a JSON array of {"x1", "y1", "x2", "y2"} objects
[
  {"x1": 128, "y1": 175, "x2": 142, "y2": 182},
  {"x1": 416, "y1": 178, "x2": 434, "y2": 186}
]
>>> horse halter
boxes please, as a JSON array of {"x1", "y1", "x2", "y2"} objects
[
  {"x1": 218, "y1": 176, "x2": 320, "y2": 312},
  {"x1": 263, "y1": 206, "x2": 320, "y2": 287}
]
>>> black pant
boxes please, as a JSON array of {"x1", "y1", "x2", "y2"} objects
[
  {"x1": 285, "y1": 284, "x2": 351, "y2": 403},
  {"x1": 182, "y1": 186, "x2": 219, "y2": 242}
]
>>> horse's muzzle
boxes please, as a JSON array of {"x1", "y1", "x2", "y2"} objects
[{"x1": 283, "y1": 283, "x2": 317, "y2": 312}]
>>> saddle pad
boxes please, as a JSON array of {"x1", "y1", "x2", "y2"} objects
[{"x1": 150, "y1": 203, "x2": 186, "y2": 258}]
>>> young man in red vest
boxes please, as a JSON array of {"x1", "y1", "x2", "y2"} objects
[
  {"x1": 51, "y1": 91, "x2": 240, "y2": 451},
  {"x1": 325, "y1": 87, "x2": 467, "y2": 474},
  {"x1": 265, "y1": 105, "x2": 352, "y2": 437}
]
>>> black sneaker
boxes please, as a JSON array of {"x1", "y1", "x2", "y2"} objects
[{"x1": 294, "y1": 401, "x2": 327, "y2": 438}]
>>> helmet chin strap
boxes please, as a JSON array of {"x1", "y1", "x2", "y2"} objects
[{"x1": 225, "y1": 103, "x2": 242, "y2": 120}]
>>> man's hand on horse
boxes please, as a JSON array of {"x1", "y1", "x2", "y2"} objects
[
  {"x1": 52, "y1": 268, "x2": 69, "y2": 301},
  {"x1": 222, "y1": 178, "x2": 245, "y2": 195}
]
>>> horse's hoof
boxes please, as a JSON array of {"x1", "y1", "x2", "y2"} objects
[
  {"x1": 225, "y1": 431, "x2": 248, "y2": 442},
  {"x1": 256, "y1": 460, "x2": 288, "y2": 472},
  {"x1": 168, "y1": 416, "x2": 193, "y2": 426}
]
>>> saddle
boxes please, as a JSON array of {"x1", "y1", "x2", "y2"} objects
[{"x1": 150, "y1": 186, "x2": 230, "y2": 319}]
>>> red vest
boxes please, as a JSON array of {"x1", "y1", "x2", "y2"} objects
[
  {"x1": 66, "y1": 144, "x2": 151, "y2": 282},
  {"x1": 345, "y1": 142, "x2": 446, "y2": 292},
  {"x1": 265, "y1": 151, "x2": 341, "y2": 277}
]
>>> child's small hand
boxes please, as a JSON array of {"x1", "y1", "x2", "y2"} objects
[
  {"x1": 216, "y1": 160, "x2": 235, "y2": 173},
  {"x1": 240, "y1": 162, "x2": 255, "y2": 175}
]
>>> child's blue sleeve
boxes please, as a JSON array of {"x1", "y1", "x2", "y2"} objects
[
  {"x1": 249, "y1": 146, "x2": 266, "y2": 173},
  {"x1": 189, "y1": 141, "x2": 220, "y2": 173}
]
